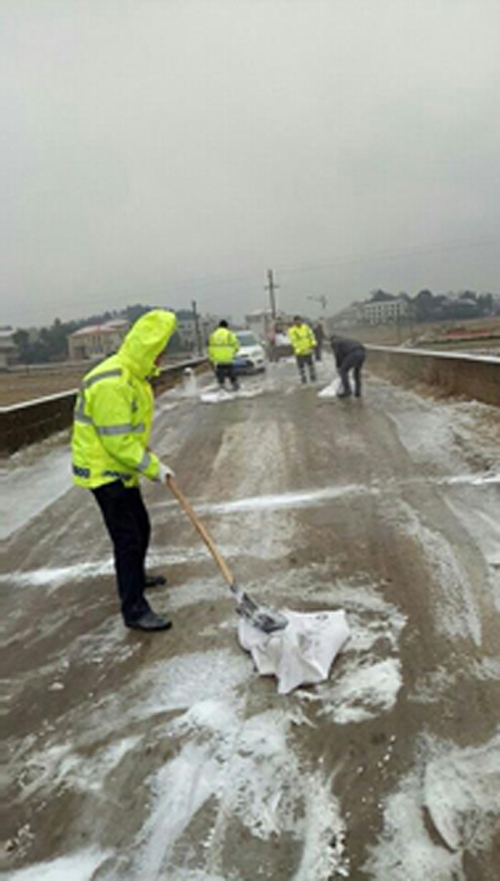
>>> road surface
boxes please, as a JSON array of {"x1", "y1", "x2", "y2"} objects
[{"x1": 2, "y1": 357, "x2": 500, "y2": 880}]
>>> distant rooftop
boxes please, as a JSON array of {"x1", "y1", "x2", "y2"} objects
[{"x1": 70, "y1": 320, "x2": 129, "y2": 338}]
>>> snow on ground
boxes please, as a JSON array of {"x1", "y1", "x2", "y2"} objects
[
  {"x1": 3, "y1": 850, "x2": 111, "y2": 881},
  {"x1": 8, "y1": 644, "x2": 351, "y2": 880},
  {"x1": 384, "y1": 497, "x2": 483, "y2": 646},
  {"x1": 115, "y1": 705, "x2": 349, "y2": 881},
  {"x1": 364, "y1": 730, "x2": 500, "y2": 881},
  {"x1": 0, "y1": 439, "x2": 71, "y2": 540},
  {"x1": 3, "y1": 363, "x2": 500, "y2": 879},
  {"x1": 444, "y1": 495, "x2": 500, "y2": 610},
  {"x1": 381, "y1": 382, "x2": 500, "y2": 475},
  {"x1": 293, "y1": 573, "x2": 406, "y2": 723}
]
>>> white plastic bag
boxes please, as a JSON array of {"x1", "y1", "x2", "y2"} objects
[
  {"x1": 238, "y1": 609, "x2": 350, "y2": 694},
  {"x1": 317, "y1": 378, "x2": 342, "y2": 399}
]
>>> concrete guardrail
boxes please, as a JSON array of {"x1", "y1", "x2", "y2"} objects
[
  {"x1": 0, "y1": 358, "x2": 208, "y2": 455},
  {"x1": 366, "y1": 345, "x2": 500, "y2": 408}
]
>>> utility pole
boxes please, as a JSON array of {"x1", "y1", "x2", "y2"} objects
[
  {"x1": 265, "y1": 269, "x2": 279, "y2": 319},
  {"x1": 191, "y1": 300, "x2": 203, "y2": 355}
]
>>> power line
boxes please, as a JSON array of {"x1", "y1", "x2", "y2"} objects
[{"x1": 6, "y1": 234, "x2": 499, "y2": 325}]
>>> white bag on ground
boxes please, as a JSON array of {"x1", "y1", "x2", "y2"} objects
[
  {"x1": 238, "y1": 609, "x2": 350, "y2": 694},
  {"x1": 318, "y1": 378, "x2": 342, "y2": 399}
]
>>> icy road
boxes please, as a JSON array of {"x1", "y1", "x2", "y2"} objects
[{"x1": 2, "y1": 358, "x2": 500, "y2": 880}]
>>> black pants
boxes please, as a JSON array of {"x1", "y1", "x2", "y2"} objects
[
  {"x1": 92, "y1": 481, "x2": 152, "y2": 624},
  {"x1": 296, "y1": 353, "x2": 317, "y2": 383},
  {"x1": 215, "y1": 363, "x2": 239, "y2": 389},
  {"x1": 339, "y1": 350, "x2": 366, "y2": 396}
]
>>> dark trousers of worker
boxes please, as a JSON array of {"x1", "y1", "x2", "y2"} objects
[
  {"x1": 215, "y1": 363, "x2": 239, "y2": 389},
  {"x1": 339, "y1": 349, "x2": 366, "y2": 396},
  {"x1": 92, "y1": 481, "x2": 152, "y2": 624},
  {"x1": 296, "y1": 353, "x2": 317, "y2": 383}
]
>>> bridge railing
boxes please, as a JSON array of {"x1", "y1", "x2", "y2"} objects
[
  {"x1": 366, "y1": 345, "x2": 500, "y2": 407},
  {"x1": 0, "y1": 358, "x2": 208, "y2": 455}
]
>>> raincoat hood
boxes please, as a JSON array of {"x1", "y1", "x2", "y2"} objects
[{"x1": 119, "y1": 310, "x2": 177, "y2": 378}]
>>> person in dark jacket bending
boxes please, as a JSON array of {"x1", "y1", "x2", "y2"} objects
[{"x1": 330, "y1": 335, "x2": 366, "y2": 398}]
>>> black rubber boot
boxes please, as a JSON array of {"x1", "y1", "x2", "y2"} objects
[
  {"x1": 145, "y1": 574, "x2": 167, "y2": 589},
  {"x1": 126, "y1": 611, "x2": 172, "y2": 631}
]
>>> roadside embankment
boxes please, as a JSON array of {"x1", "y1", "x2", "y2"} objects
[
  {"x1": 0, "y1": 359, "x2": 208, "y2": 455},
  {"x1": 366, "y1": 346, "x2": 500, "y2": 407}
]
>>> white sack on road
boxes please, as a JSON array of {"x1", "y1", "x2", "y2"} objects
[
  {"x1": 318, "y1": 379, "x2": 342, "y2": 399},
  {"x1": 238, "y1": 609, "x2": 350, "y2": 694}
]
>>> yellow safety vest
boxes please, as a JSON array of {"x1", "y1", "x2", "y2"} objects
[
  {"x1": 288, "y1": 324, "x2": 316, "y2": 356},
  {"x1": 208, "y1": 327, "x2": 239, "y2": 364},
  {"x1": 71, "y1": 310, "x2": 177, "y2": 489}
]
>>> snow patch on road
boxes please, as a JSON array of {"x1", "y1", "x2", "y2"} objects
[
  {"x1": 18, "y1": 736, "x2": 141, "y2": 802},
  {"x1": 409, "y1": 667, "x2": 456, "y2": 704},
  {"x1": 0, "y1": 559, "x2": 114, "y2": 590},
  {"x1": 0, "y1": 447, "x2": 71, "y2": 540},
  {"x1": 164, "y1": 577, "x2": 227, "y2": 611},
  {"x1": 124, "y1": 704, "x2": 349, "y2": 881},
  {"x1": 384, "y1": 388, "x2": 500, "y2": 475},
  {"x1": 472, "y1": 656, "x2": 500, "y2": 680},
  {"x1": 389, "y1": 500, "x2": 482, "y2": 645},
  {"x1": 203, "y1": 483, "x2": 373, "y2": 515},
  {"x1": 135, "y1": 649, "x2": 252, "y2": 718},
  {"x1": 364, "y1": 770, "x2": 462, "y2": 880},
  {"x1": 1, "y1": 549, "x2": 230, "y2": 590},
  {"x1": 291, "y1": 575, "x2": 406, "y2": 724},
  {"x1": 319, "y1": 658, "x2": 402, "y2": 724},
  {"x1": 365, "y1": 730, "x2": 500, "y2": 880},
  {"x1": 444, "y1": 495, "x2": 500, "y2": 610},
  {"x1": 3, "y1": 849, "x2": 110, "y2": 881},
  {"x1": 200, "y1": 387, "x2": 264, "y2": 404}
]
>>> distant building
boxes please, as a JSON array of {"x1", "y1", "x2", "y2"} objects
[
  {"x1": 0, "y1": 326, "x2": 17, "y2": 369},
  {"x1": 361, "y1": 297, "x2": 410, "y2": 325},
  {"x1": 328, "y1": 303, "x2": 363, "y2": 330},
  {"x1": 68, "y1": 320, "x2": 129, "y2": 361}
]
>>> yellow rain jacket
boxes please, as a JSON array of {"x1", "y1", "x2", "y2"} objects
[
  {"x1": 208, "y1": 327, "x2": 239, "y2": 364},
  {"x1": 71, "y1": 310, "x2": 177, "y2": 489},
  {"x1": 288, "y1": 323, "x2": 316, "y2": 356}
]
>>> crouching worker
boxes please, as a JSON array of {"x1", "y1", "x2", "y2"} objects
[
  {"x1": 71, "y1": 310, "x2": 177, "y2": 632},
  {"x1": 330, "y1": 334, "x2": 366, "y2": 398},
  {"x1": 208, "y1": 320, "x2": 240, "y2": 391},
  {"x1": 288, "y1": 316, "x2": 317, "y2": 384}
]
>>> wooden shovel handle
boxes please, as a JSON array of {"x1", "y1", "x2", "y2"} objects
[{"x1": 165, "y1": 476, "x2": 235, "y2": 588}]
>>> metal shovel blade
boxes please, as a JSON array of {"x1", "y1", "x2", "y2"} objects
[{"x1": 235, "y1": 588, "x2": 289, "y2": 634}]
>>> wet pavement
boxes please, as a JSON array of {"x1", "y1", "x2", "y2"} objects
[{"x1": 2, "y1": 357, "x2": 500, "y2": 880}]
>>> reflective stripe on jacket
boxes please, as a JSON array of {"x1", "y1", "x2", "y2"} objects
[
  {"x1": 287, "y1": 324, "x2": 316, "y2": 356},
  {"x1": 208, "y1": 327, "x2": 239, "y2": 364},
  {"x1": 71, "y1": 309, "x2": 177, "y2": 489}
]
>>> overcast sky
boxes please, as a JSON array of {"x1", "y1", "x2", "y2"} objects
[{"x1": 1, "y1": 0, "x2": 500, "y2": 328}]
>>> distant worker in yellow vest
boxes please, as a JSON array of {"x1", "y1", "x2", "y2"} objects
[
  {"x1": 208, "y1": 320, "x2": 240, "y2": 391},
  {"x1": 287, "y1": 315, "x2": 317, "y2": 384},
  {"x1": 71, "y1": 310, "x2": 177, "y2": 633}
]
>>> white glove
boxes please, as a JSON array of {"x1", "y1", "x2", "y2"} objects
[{"x1": 157, "y1": 461, "x2": 175, "y2": 482}]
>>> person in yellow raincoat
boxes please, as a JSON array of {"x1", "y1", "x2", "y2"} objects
[
  {"x1": 71, "y1": 309, "x2": 177, "y2": 632},
  {"x1": 208, "y1": 320, "x2": 240, "y2": 391},
  {"x1": 287, "y1": 315, "x2": 317, "y2": 384}
]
